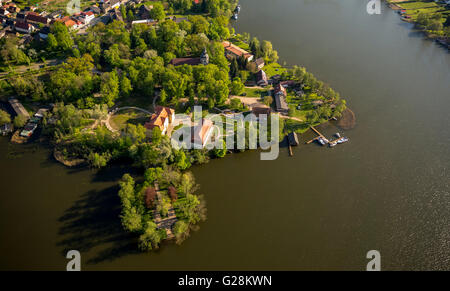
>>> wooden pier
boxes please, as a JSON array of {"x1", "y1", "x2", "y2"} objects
[{"x1": 305, "y1": 126, "x2": 327, "y2": 144}]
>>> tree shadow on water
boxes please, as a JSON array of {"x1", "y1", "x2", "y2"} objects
[{"x1": 57, "y1": 184, "x2": 141, "y2": 265}]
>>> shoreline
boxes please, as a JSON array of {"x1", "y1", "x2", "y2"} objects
[{"x1": 386, "y1": 0, "x2": 450, "y2": 48}]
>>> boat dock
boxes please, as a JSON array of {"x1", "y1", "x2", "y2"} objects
[
  {"x1": 8, "y1": 98, "x2": 30, "y2": 119},
  {"x1": 287, "y1": 132, "x2": 299, "y2": 156},
  {"x1": 305, "y1": 126, "x2": 349, "y2": 147},
  {"x1": 305, "y1": 126, "x2": 326, "y2": 144}
]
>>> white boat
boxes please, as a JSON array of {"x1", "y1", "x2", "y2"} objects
[
  {"x1": 335, "y1": 132, "x2": 341, "y2": 138},
  {"x1": 338, "y1": 137, "x2": 349, "y2": 144},
  {"x1": 317, "y1": 137, "x2": 326, "y2": 145},
  {"x1": 232, "y1": 13, "x2": 238, "y2": 20},
  {"x1": 329, "y1": 142, "x2": 337, "y2": 147}
]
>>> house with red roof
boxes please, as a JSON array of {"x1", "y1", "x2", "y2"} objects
[
  {"x1": 144, "y1": 106, "x2": 175, "y2": 135},
  {"x1": 222, "y1": 41, "x2": 254, "y2": 62}
]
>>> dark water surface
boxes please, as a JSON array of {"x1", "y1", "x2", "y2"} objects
[{"x1": 1, "y1": 0, "x2": 449, "y2": 270}]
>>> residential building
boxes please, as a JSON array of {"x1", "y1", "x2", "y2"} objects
[
  {"x1": 26, "y1": 12, "x2": 50, "y2": 25},
  {"x1": 144, "y1": 106, "x2": 175, "y2": 135},
  {"x1": 255, "y1": 57, "x2": 265, "y2": 69},
  {"x1": 14, "y1": 21, "x2": 34, "y2": 34},
  {"x1": 273, "y1": 84, "x2": 289, "y2": 114},
  {"x1": 222, "y1": 41, "x2": 254, "y2": 61},
  {"x1": 79, "y1": 11, "x2": 95, "y2": 24},
  {"x1": 256, "y1": 70, "x2": 268, "y2": 86}
]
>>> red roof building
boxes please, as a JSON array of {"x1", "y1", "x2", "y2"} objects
[{"x1": 144, "y1": 106, "x2": 175, "y2": 135}]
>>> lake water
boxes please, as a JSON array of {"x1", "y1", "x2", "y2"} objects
[{"x1": 0, "y1": 0, "x2": 449, "y2": 270}]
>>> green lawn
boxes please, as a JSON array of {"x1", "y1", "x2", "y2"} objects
[
  {"x1": 243, "y1": 87, "x2": 269, "y2": 98},
  {"x1": 263, "y1": 62, "x2": 287, "y2": 78},
  {"x1": 110, "y1": 111, "x2": 149, "y2": 131}
]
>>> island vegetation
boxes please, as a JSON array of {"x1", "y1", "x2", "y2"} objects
[{"x1": 0, "y1": 0, "x2": 349, "y2": 250}]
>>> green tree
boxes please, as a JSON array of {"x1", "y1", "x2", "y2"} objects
[
  {"x1": 87, "y1": 151, "x2": 112, "y2": 168},
  {"x1": 120, "y1": 74, "x2": 132, "y2": 97},
  {"x1": 47, "y1": 33, "x2": 58, "y2": 51},
  {"x1": 150, "y1": 2, "x2": 166, "y2": 21},
  {"x1": 50, "y1": 22, "x2": 74, "y2": 51},
  {"x1": 138, "y1": 221, "x2": 161, "y2": 251},
  {"x1": 175, "y1": 150, "x2": 191, "y2": 170},
  {"x1": 100, "y1": 71, "x2": 120, "y2": 107},
  {"x1": 230, "y1": 77, "x2": 244, "y2": 95},
  {"x1": 13, "y1": 115, "x2": 27, "y2": 128},
  {"x1": 0, "y1": 109, "x2": 11, "y2": 125}
]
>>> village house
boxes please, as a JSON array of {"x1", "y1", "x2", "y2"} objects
[
  {"x1": 144, "y1": 106, "x2": 175, "y2": 135},
  {"x1": 14, "y1": 21, "x2": 34, "y2": 34},
  {"x1": 191, "y1": 119, "x2": 213, "y2": 148},
  {"x1": 98, "y1": 0, "x2": 120, "y2": 13},
  {"x1": 169, "y1": 49, "x2": 209, "y2": 66},
  {"x1": 79, "y1": 11, "x2": 95, "y2": 24},
  {"x1": 26, "y1": 12, "x2": 50, "y2": 25},
  {"x1": 255, "y1": 57, "x2": 265, "y2": 69},
  {"x1": 48, "y1": 10, "x2": 64, "y2": 20},
  {"x1": 280, "y1": 80, "x2": 296, "y2": 88},
  {"x1": 256, "y1": 70, "x2": 268, "y2": 87},
  {"x1": 55, "y1": 16, "x2": 82, "y2": 30},
  {"x1": 222, "y1": 41, "x2": 254, "y2": 62},
  {"x1": 273, "y1": 83, "x2": 289, "y2": 114}
]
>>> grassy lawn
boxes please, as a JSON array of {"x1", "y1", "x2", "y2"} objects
[
  {"x1": 263, "y1": 62, "x2": 287, "y2": 78},
  {"x1": 110, "y1": 110, "x2": 149, "y2": 131},
  {"x1": 243, "y1": 87, "x2": 270, "y2": 98}
]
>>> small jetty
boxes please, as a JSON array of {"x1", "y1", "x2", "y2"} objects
[
  {"x1": 305, "y1": 126, "x2": 349, "y2": 148},
  {"x1": 305, "y1": 126, "x2": 326, "y2": 144},
  {"x1": 287, "y1": 132, "x2": 299, "y2": 156}
]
